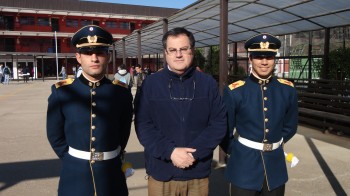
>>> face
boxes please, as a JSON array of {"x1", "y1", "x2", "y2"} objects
[
  {"x1": 135, "y1": 67, "x2": 141, "y2": 73},
  {"x1": 165, "y1": 34, "x2": 194, "y2": 75},
  {"x1": 250, "y1": 55, "x2": 276, "y2": 79},
  {"x1": 76, "y1": 51, "x2": 110, "y2": 81}
]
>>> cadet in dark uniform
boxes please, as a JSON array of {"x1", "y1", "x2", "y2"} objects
[
  {"x1": 220, "y1": 33, "x2": 298, "y2": 196},
  {"x1": 46, "y1": 25, "x2": 133, "y2": 196}
]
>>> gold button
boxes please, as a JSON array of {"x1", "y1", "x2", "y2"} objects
[
  {"x1": 92, "y1": 137, "x2": 96, "y2": 141},
  {"x1": 91, "y1": 148, "x2": 95, "y2": 152},
  {"x1": 91, "y1": 160, "x2": 95, "y2": 164},
  {"x1": 265, "y1": 118, "x2": 268, "y2": 122},
  {"x1": 92, "y1": 125, "x2": 96, "y2": 130},
  {"x1": 92, "y1": 102, "x2": 96, "y2": 106},
  {"x1": 264, "y1": 97, "x2": 268, "y2": 101},
  {"x1": 92, "y1": 91, "x2": 96, "y2": 95},
  {"x1": 92, "y1": 114, "x2": 96, "y2": 118},
  {"x1": 266, "y1": 79, "x2": 269, "y2": 83},
  {"x1": 263, "y1": 87, "x2": 267, "y2": 90},
  {"x1": 96, "y1": 82, "x2": 100, "y2": 87},
  {"x1": 264, "y1": 107, "x2": 268, "y2": 111},
  {"x1": 259, "y1": 80, "x2": 262, "y2": 84},
  {"x1": 265, "y1": 129, "x2": 269, "y2": 133},
  {"x1": 89, "y1": 82, "x2": 93, "y2": 87}
]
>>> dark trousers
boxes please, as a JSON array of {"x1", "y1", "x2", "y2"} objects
[{"x1": 230, "y1": 178, "x2": 285, "y2": 196}]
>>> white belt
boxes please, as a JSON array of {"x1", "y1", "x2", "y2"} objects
[
  {"x1": 238, "y1": 136, "x2": 283, "y2": 151},
  {"x1": 68, "y1": 146, "x2": 121, "y2": 161}
]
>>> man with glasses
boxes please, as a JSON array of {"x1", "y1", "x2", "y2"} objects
[
  {"x1": 46, "y1": 25, "x2": 132, "y2": 196},
  {"x1": 220, "y1": 33, "x2": 298, "y2": 196},
  {"x1": 135, "y1": 27, "x2": 227, "y2": 195}
]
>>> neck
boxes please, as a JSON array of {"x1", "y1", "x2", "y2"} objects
[{"x1": 82, "y1": 72, "x2": 104, "y2": 82}]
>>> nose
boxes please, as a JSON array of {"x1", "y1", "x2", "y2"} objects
[{"x1": 91, "y1": 53, "x2": 98, "y2": 61}]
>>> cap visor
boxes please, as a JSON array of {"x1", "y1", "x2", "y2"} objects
[
  {"x1": 77, "y1": 46, "x2": 109, "y2": 53},
  {"x1": 250, "y1": 51, "x2": 276, "y2": 56}
]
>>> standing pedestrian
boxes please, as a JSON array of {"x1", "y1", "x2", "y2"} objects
[
  {"x1": 135, "y1": 27, "x2": 227, "y2": 196},
  {"x1": 22, "y1": 65, "x2": 30, "y2": 83},
  {"x1": 220, "y1": 33, "x2": 298, "y2": 196},
  {"x1": 46, "y1": 25, "x2": 133, "y2": 196},
  {"x1": 0, "y1": 64, "x2": 3, "y2": 84},
  {"x1": 59, "y1": 66, "x2": 66, "y2": 80},
  {"x1": 3, "y1": 65, "x2": 11, "y2": 85}
]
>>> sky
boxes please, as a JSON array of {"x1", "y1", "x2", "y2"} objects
[{"x1": 83, "y1": 0, "x2": 197, "y2": 9}]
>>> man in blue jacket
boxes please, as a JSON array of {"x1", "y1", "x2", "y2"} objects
[
  {"x1": 46, "y1": 25, "x2": 133, "y2": 196},
  {"x1": 220, "y1": 33, "x2": 298, "y2": 196},
  {"x1": 135, "y1": 27, "x2": 227, "y2": 195}
]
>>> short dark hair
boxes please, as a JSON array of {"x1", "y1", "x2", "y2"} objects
[
  {"x1": 162, "y1": 27, "x2": 195, "y2": 49},
  {"x1": 119, "y1": 64, "x2": 126, "y2": 69}
]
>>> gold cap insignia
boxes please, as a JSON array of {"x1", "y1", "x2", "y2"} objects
[
  {"x1": 87, "y1": 35, "x2": 98, "y2": 44},
  {"x1": 260, "y1": 42, "x2": 269, "y2": 49}
]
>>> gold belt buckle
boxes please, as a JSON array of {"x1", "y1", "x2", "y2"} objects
[
  {"x1": 91, "y1": 152, "x2": 104, "y2": 161},
  {"x1": 263, "y1": 143, "x2": 273, "y2": 151}
]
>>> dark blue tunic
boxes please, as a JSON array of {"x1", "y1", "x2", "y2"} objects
[
  {"x1": 47, "y1": 75, "x2": 133, "y2": 196},
  {"x1": 221, "y1": 74, "x2": 298, "y2": 191}
]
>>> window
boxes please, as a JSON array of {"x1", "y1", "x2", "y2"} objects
[
  {"x1": 37, "y1": 17, "x2": 50, "y2": 26},
  {"x1": 66, "y1": 19, "x2": 78, "y2": 27},
  {"x1": 81, "y1": 19, "x2": 92, "y2": 27},
  {"x1": 20, "y1": 16, "x2": 35, "y2": 25},
  {"x1": 106, "y1": 21, "x2": 117, "y2": 28},
  {"x1": 120, "y1": 22, "x2": 129, "y2": 30}
]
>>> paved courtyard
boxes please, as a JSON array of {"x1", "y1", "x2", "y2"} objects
[{"x1": 0, "y1": 79, "x2": 349, "y2": 195}]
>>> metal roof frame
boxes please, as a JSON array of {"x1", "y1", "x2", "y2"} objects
[{"x1": 115, "y1": 0, "x2": 350, "y2": 58}]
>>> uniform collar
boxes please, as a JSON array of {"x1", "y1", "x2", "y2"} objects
[
  {"x1": 79, "y1": 73, "x2": 108, "y2": 88},
  {"x1": 249, "y1": 73, "x2": 272, "y2": 85}
]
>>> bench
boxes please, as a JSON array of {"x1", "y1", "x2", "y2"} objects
[{"x1": 293, "y1": 79, "x2": 350, "y2": 135}]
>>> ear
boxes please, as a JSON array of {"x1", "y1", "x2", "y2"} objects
[{"x1": 75, "y1": 53, "x2": 82, "y2": 64}]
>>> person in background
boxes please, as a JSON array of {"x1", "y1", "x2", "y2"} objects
[
  {"x1": 46, "y1": 25, "x2": 133, "y2": 196},
  {"x1": 220, "y1": 33, "x2": 298, "y2": 196},
  {"x1": 76, "y1": 65, "x2": 83, "y2": 78},
  {"x1": 3, "y1": 65, "x2": 11, "y2": 85},
  {"x1": 135, "y1": 27, "x2": 227, "y2": 196},
  {"x1": 22, "y1": 65, "x2": 30, "y2": 83},
  {"x1": 133, "y1": 64, "x2": 146, "y2": 112},
  {"x1": 114, "y1": 64, "x2": 132, "y2": 90},
  {"x1": 59, "y1": 66, "x2": 66, "y2": 80},
  {"x1": 0, "y1": 64, "x2": 3, "y2": 84}
]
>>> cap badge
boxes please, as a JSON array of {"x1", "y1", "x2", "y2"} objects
[
  {"x1": 263, "y1": 35, "x2": 267, "y2": 39},
  {"x1": 89, "y1": 27, "x2": 94, "y2": 31},
  {"x1": 260, "y1": 42, "x2": 269, "y2": 49},
  {"x1": 87, "y1": 35, "x2": 98, "y2": 44}
]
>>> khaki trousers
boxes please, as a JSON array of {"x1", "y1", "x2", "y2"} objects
[{"x1": 148, "y1": 176, "x2": 209, "y2": 196}]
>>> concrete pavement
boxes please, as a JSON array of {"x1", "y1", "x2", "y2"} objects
[{"x1": 0, "y1": 79, "x2": 349, "y2": 196}]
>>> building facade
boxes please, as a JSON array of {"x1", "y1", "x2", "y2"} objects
[{"x1": 0, "y1": 0, "x2": 177, "y2": 79}]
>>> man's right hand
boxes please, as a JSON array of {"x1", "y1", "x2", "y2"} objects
[{"x1": 170, "y1": 147, "x2": 196, "y2": 169}]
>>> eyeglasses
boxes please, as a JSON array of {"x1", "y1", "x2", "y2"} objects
[
  {"x1": 168, "y1": 79, "x2": 196, "y2": 101},
  {"x1": 166, "y1": 47, "x2": 192, "y2": 56}
]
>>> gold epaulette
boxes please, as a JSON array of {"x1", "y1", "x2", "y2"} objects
[
  {"x1": 277, "y1": 79, "x2": 294, "y2": 87},
  {"x1": 112, "y1": 79, "x2": 128, "y2": 89},
  {"x1": 55, "y1": 78, "x2": 74, "y2": 89},
  {"x1": 228, "y1": 80, "x2": 245, "y2": 90}
]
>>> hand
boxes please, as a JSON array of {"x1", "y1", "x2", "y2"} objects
[{"x1": 170, "y1": 147, "x2": 196, "y2": 169}]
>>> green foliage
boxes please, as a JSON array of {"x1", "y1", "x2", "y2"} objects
[
  {"x1": 204, "y1": 46, "x2": 220, "y2": 75},
  {"x1": 329, "y1": 47, "x2": 350, "y2": 80},
  {"x1": 194, "y1": 48, "x2": 206, "y2": 69}
]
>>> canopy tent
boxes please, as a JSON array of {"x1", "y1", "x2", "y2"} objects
[{"x1": 115, "y1": 0, "x2": 350, "y2": 58}]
